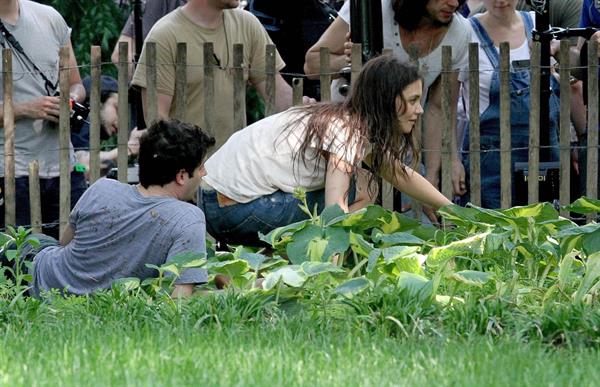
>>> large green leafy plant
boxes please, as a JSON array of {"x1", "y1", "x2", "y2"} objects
[{"x1": 38, "y1": 0, "x2": 129, "y2": 77}]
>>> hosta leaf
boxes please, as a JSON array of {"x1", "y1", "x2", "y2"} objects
[
  {"x1": 382, "y1": 246, "x2": 421, "y2": 262},
  {"x1": 367, "y1": 248, "x2": 382, "y2": 273},
  {"x1": 427, "y1": 232, "x2": 490, "y2": 268},
  {"x1": 301, "y1": 261, "x2": 344, "y2": 277},
  {"x1": 558, "y1": 252, "x2": 579, "y2": 290},
  {"x1": 257, "y1": 258, "x2": 289, "y2": 272},
  {"x1": 583, "y1": 229, "x2": 600, "y2": 255},
  {"x1": 320, "y1": 204, "x2": 346, "y2": 225},
  {"x1": 372, "y1": 231, "x2": 424, "y2": 246},
  {"x1": 239, "y1": 251, "x2": 268, "y2": 271},
  {"x1": 448, "y1": 270, "x2": 495, "y2": 287},
  {"x1": 397, "y1": 272, "x2": 432, "y2": 299},
  {"x1": 333, "y1": 277, "x2": 371, "y2": 297},
  {"x1": 564, "y1": 196, "x2": 600, "y2": 214},
  {"x1": 308, "y1": 237, "x2": 329, "y2": 262},
  {"x1": 168, "y1": 251, "x2": 207, "y2": 268},
  {"x1": 501, "y1": 202, "x2": 559, "y2": 222},
  {"x1": 322, "y1": 227, "x2": 350, "y2": 260},
  {"x1": 574, "y1": 252, "x2": 600, "y2": 303},
  {"x1": 395, "y1": 256, "x2": 424, "y2": 275},
  {"x1": 263, "y1": 266, "x2": 307, "y2": 290},
  {"x1": 160, "y1": 264, "x2": 180, "y2": 277},
  {"x1": 349, "y1": 231, "x2": 374, "y2": 257},
  {"x1": 259, "y1": 219, "x2": 311, "y2": 246},
  {"x1": 206, "y1": 259, "x2": 249, "y2": 277},
  {"x1": 286, "y1": 225, "x2": 323, "y2": 264},
  {"x1": 338, "y1": 205, "x2": 388, "y2": 228}
]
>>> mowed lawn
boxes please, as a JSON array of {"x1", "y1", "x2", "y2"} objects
[{"x1": 1, "y1": 293, "x2": 600, "y2": 387}]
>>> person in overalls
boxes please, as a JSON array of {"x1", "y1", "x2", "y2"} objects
[{"x1": 458, "y1": 1, "x2": 560, "y2": 209}]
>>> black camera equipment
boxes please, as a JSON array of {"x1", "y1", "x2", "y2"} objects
[
  {"x1": 531, "y1": 0, "x2": 598, "y2": 160},
  {"x1": 512, "y1": 0, "x2": 599, "y2": 205},
  {"x1": 129, "y1": 0, "x2": 146, "y2": 130},
  {"x1": 338, "y1": 0, "x2": 383, "y2": 96},
  {"x1": 69, "y1": 97, "x2": 90, "y2": 133}
]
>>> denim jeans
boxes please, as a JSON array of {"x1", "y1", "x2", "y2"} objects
[
  {"x1": 0, "y1": 172, "x2": 88, "y2": 238},
  {"x1": 200, "y1": 187, "x2": 355, "y2": 246}
]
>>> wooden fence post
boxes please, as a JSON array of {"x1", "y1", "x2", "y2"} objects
[
  {"x1": 319, "y1": 47, "x2": 331, "y2": 102},
  {"x1": 264, "y1": 44, "x2": 277, "y2": 117},
  {"x1": 117, "y1": 41, "x2": 130, "y2": 184},
  {"x1": 499, "y1": 42, "x2": 511, "y2": 208},
  {"x1": 203, "y1": 42, "x2": 215, "y2": 133},
  {"x1": 586, "y1": 41, "x2": 599, "y2": 222},
  {"x1": 528, "y1": 42, "x2": 541, "y2": 204},
  {"x1": 59, "y1": 46, "x2": 71, "y2": 238},
  {"x1": 2, "y1": 49, "x2": 15, "y2": 228},
  {"x1": 441, "y1": 46, "x2": 454, "y2": 200},
  {"x1": 351, "y1": 44, "x2": 362, "y2": 82},
  {"x1": 292, "y1": 78, "x2": 304, "y2": 106},
  {"x1": 28, "y1": 161, "x2": 41, "y2": 234},
  {"x1": 559, "y1": 39, "x2": 571, "y2": 217},
  {"x1": 146, "y1": 42, "x2": 158, "y2": 125},
  {"x1": 468, "y1": 43, "x2": 481, "y2": 206},
  {"x1": 174, "y1": 42, "x2": 187, "y2": 121},
  {"x1": 233, "y1": 44, "x2": 246, "y2": 131},
  {"x1": 408, "y1": 45, "x2": 422, "y2": 219},
  {"x1": 89, "y1": 45, "x2": 102, "y2": 184}
]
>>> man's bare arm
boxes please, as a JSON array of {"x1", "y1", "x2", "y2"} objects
[
  {"x1": 59, "y1": 224, "x2": 75, "y2": 246},
  {"x1": 304, "y1": 17, "x2": 350, "y2": 80},
  {"x1": 110, "y1": 35, "x2": 135, "y2": 80},
  {"x1": 141, "y1": 88, "x2": 172, "y2": 124},
  {"x1": 254, "y1": 74, "x2": 314, "y2": 113}
]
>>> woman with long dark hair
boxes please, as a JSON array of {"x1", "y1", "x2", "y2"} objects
[{"x1": 200, "y1": 56, "x2": 451, "y2": 246}]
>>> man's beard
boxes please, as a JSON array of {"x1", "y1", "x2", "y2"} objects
[{"x1": 432, "y1": 16, "x2": 453, "y2": 28}]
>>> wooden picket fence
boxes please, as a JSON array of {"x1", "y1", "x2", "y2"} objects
[{"x1": 1, "y1": 40, "x2": 599, "y2": 238}]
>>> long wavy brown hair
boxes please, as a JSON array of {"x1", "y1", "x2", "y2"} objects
[{"x1": 283, "y1": 55, "x2": 422, "y2": 187}]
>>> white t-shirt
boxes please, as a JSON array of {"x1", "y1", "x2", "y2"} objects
[
  {"x1": 203, "y1": 109, "x2": 364, "y2": 203},
  {"x1": 458, "y1": 12, "x2": 534, "y2": 118},
  {"x1": 338, "y1": 0, "x2": 470, "y2": 89}
]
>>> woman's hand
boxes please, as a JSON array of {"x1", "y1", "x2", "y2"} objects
[{"x1": 452, "y1": 158, "x2": 467, "y2": 196}]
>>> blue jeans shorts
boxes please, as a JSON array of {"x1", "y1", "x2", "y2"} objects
[{"x1": 199, "y1": 185, "x2": 355, "y2": 246}]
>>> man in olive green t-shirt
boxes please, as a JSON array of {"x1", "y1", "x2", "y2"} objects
[{"x1": 132, "y1": 0, "x2": 311, "y2": 150}]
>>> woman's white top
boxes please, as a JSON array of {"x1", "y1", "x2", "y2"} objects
[{"x1": 203, "y1": 109, "x2": 364, "y2": 203}]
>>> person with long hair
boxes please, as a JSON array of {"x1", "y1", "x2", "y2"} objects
[
  {"x1": 458, "y1": 0, "x2": 560, "y2": 208},
  {"x1": 200, "y1": 56, "x2": 451, "y2": 246}
]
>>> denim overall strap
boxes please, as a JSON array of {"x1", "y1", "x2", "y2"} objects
[
  {"x1": 520, "y1": 11, "x2": 533, "y2": 40},
  {"x1": 469, "y1": 17, "x2": 499, "y2": 68}
]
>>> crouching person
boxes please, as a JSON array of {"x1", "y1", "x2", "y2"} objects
[
  {"x1": 200, "y1": 56, "x2": 451, "y2": 247},
  {"x1": 1, "y1": 119, "x2": 215, "y2": 298}
]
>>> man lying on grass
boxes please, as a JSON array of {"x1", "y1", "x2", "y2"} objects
[{"x1": 0, "y1": 119, "x2": 215, "y2": 298}]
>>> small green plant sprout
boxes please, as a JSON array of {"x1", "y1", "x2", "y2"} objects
[
  {"x1": 143, "y1": 252, "x2": 206, "y2": 296},
  {"x1": 0, "y1": 226, "x2": 38, "y2": 287}
]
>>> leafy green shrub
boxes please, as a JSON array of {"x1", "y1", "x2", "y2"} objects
[{"x1": 37, "y1": 0, "x2": 130, "y2": 77}]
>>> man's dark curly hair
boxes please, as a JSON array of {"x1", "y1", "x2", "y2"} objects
[
  {"x1": 138, "y1": 119, "x2": 215, "y2": 188},
  {"x1": 393, "y1": 0, "x2": 466, "y2": 31}
]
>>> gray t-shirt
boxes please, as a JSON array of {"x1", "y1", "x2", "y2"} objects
[
  {"x1": 0, "y1": 0, "x2": 76, "y2": 178},
  {"x1": 32, "y1": 178, "x2": 208, "y2": 296}
]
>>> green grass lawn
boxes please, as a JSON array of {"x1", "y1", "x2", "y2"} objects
[{"x1": 1, "y1": 292, "x2": 599, "y2": 386}]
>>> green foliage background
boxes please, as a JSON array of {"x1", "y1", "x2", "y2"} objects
[{"x1": 37, "y1": 0, "x2": 130, "y2": 77}]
